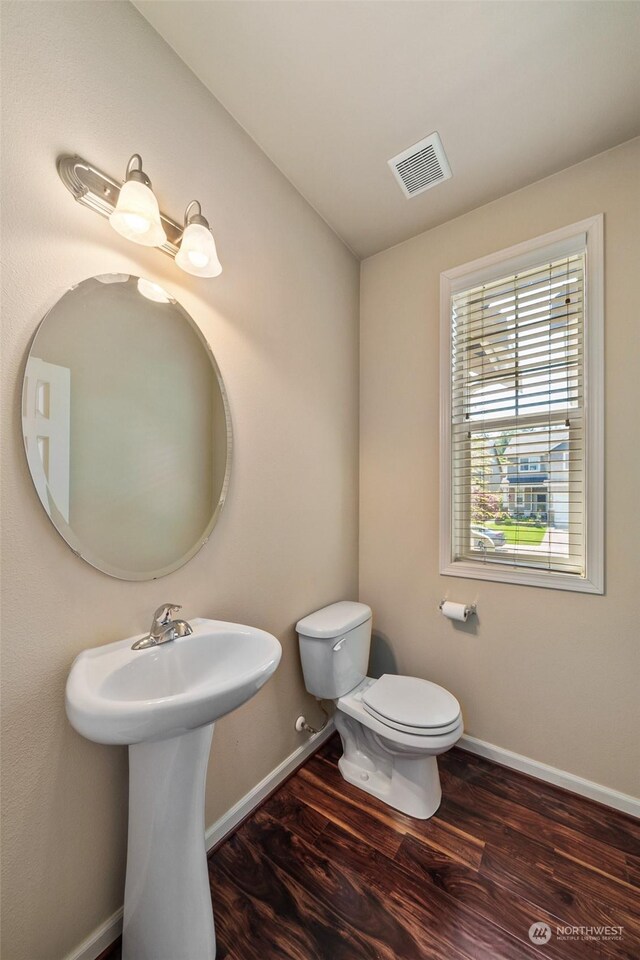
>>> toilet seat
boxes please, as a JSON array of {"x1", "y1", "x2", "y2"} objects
[{"x1": 362, "y1": 674, "x2": 461, "y2": 737}]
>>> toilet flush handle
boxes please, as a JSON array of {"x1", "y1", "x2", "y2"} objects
[{"x1": 332, "y1": 637, "x2": 346, "y2": 651}]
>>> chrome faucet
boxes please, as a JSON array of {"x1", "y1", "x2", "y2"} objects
[{"x1": 131, "y1": 603, "x2": 194, "y2": 651}]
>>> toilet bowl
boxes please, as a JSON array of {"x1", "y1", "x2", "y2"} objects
[{"x1": 296, "y1": 601, "x2": 463, "y2": 819}]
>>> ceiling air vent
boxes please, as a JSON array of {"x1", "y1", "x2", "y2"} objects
[{"x1": 388, "y1": 132, "x2": 452, "y2": 199}]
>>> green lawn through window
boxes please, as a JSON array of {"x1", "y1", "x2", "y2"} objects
[{"x1": 485, "y1": 522, "x2": 547, "y2": 546}]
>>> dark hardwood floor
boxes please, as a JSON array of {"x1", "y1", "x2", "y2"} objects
[{"x1": 101, "y1": 736, "x2": 640, "y2": 960}]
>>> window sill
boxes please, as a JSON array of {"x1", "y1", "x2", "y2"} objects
[{"x1": 440, "y1": 558, "x2": 603, "y2": 594}]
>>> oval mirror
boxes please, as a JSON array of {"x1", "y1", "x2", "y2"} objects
[{"x1": 22, "y1": 274, "x2": 231, "y2": 580}]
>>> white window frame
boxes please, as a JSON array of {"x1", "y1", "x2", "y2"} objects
[{"x1": 439, "y1": 216, "x2": 604, "y2": 593}]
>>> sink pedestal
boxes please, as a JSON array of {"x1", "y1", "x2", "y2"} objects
[{"x1": 122, "y1": 724, "x2": 216, "y2": 960}]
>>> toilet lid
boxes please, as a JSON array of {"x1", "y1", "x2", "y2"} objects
[{"x1": 362, "y1": 675, "x2": 461, "y2": 730}]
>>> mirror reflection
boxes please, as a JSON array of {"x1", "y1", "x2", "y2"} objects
[{"x1": 22, "y1": 274, "x2": 231, "y2": 580}]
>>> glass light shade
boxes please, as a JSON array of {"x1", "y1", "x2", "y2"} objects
[
  {"x1": 109, "y1": 179, "x2": 167, "y2": 247},
  {"x1": 176, "y1": 223, "x2": 222, "y2": 278},
  {"x1": 136, "y1": 278, "x2": 172, "y2": 303}
]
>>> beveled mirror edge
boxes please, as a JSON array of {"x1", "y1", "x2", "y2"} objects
[{"x1": 22, "y1": 274, "x2": 233, "y2": 581}]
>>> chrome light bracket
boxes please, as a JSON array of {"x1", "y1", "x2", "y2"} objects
[
  {"x1": 57, "y1": 154, "x2": 183, "y2": 258},
  {"x1": 184, "y1": 199, "x2": 211, "y2": 230}
]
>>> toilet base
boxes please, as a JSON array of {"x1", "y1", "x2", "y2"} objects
[
  {"x1": 334, "y1": 710, "x2": 443, "y2": 819},
  {"x1": 338, "y1": 752, "x2": 442, "y2": 819}
]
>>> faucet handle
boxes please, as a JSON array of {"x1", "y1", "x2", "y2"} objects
[{"x1": 152, "y1": 603, "x2": 182, "y2": 627}]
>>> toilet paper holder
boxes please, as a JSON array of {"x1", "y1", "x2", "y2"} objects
[{"x1": 439, "y1": 599, "x2": 477, "y2": 617}]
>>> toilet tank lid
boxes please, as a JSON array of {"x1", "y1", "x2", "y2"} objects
[{"x1": 296, "y1": 601, "x2": 372, "y2": 639}]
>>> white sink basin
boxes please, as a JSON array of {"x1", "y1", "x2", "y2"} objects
[
  {"x1": 65, "y1": 616, "x2": 281, "y2": 960},
  {"x1": 66, "y1": 617, "x2": 282, "y2": 744}
]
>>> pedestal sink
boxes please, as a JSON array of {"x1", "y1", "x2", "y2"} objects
[{"x1": 66, "y1": 617, "x2": 282, "y2": 960}]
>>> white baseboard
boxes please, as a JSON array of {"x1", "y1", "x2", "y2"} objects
[
  {"x1": 459, "y1": 733, "x2": 640, "y2": 819},
  {"x1": 205, "y1": 721, "x2": 335, "y2": 850},
  {"x1": 63, "y1": 723, "x2": 334, "y2": 960},
  {"x1": 62, "y1": 908, "x2": 124, "y2": 960}
]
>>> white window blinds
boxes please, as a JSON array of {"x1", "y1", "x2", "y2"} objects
[{"x1": 450, "y1": 252, "x2": 586, "y2": 577}]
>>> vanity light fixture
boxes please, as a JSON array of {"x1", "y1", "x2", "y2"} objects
[
  {"x1": 56, "y1": 154, "x2": 223, "y2": 279},
  {"x1": 176, "y1": 201, "x2": 222, "y2": 278},
  {"x1": 109, "y1": 154, "x2": 166, "y2": 246}
]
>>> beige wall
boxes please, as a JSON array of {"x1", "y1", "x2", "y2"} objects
[
  {"x1": 0, "y1": 4, "x2": 359, "y2": 959},
  {"x1": 360, "y1": 137, "x2": 640, "y2": 799}
]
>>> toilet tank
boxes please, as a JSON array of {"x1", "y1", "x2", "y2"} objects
[{"x1": 296, "y1": 601, "x2": 372, "y2": 699}]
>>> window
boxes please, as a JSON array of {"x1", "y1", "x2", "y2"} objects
[{"x1": 440, "y1": 217, "x2": 603, "y2": 593}]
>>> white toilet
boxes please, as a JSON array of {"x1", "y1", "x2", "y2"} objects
[{"x1": 296, "y1": 601, "x2": 463, "y2": 820}]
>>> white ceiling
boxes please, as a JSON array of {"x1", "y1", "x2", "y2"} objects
[{"x1": 134, "y1": 1, "x2": 640, "y2": 259}]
